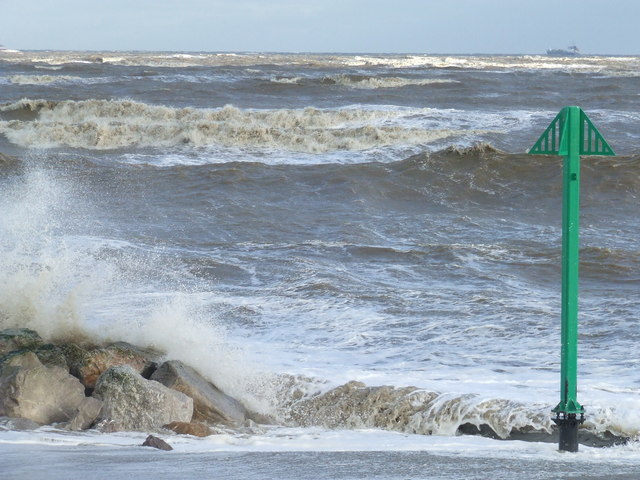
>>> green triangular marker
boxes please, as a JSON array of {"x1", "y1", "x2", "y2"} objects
[
  {"x1": 528, "y1": 106, "x2": 615, "y2": 453},
  {"x1": 579, "y1": 110, "x2": 615, "y2": 155},
  {"x1": 529, "y1": 106, "x2": 615, "y2": 156},
  {"x1": 528, "y1": 109, "x2": 567, "y2": 155}
]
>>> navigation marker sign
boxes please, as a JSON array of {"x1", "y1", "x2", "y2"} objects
[
  {"x1": 529, "y1": 106, "x2": 615, "y2": 453},
  {"x1": 529, "y1": 106, "x2": 615, "y2": 156}
]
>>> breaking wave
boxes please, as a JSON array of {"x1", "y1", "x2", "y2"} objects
[
  {"x1": 8, "y1": 75, "x2": 85, "y2": 85},
  {"x1": 270, "y1": 75, "x2": 458, "y2": 89},
  {"x1": 0, "y1": 98, "x2": 483, "y2": 152},
  {"x1": 287, "y1": 381, "x2": 551, "y2": 439},
  {"x1": 282, "y1": 379, "x2": 637, "y2": 442}
]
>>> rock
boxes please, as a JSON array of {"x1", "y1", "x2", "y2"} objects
[
  {"x1": 94, "y1": 365, "x2": 193, "y2": 432},
  {"x1": 289, "y1": 381, "x2": 430, "y2": 430},
  {"x1": 0, "y1": 344, "x2": 68, "y2": 371},
  {"x1": 66, "y1": 397, "x2": 103, "y2": 431},
  {"x1": 0, "y1": 416, "x2": 41, "y2": 431},
  {"x1": 141, "y1": 434, "x2": 173, "y2": 451},
  {"x1": 151, "y1": 360, "x2": 247, "y2": 426},
  {"x1": 164, "y1": 421, "x2": 212, "y2": 437},
  {"x1": 62, "y1": 342, "x2": 159, "y2": 390},
  {"x1": 33, "y1": 344, "x2": 68, "y2": 370},
  {"x1": 0, "y1": 349, "x2": 41, "y2": 370},
  {"x1": 0, "y1": 352, "x2": 86, "y2": 424},
  {"x1": 0, "y1": 328, "x2": 43, "y2": 356},
  {"x1": 0, "y1": 152, "x2": 19, "y2": 165}
]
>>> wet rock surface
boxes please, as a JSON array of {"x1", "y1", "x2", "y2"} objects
[
  {"x1": 0, "y1": 352, "x2": 86, "y2": 424},
  {"x1": 93, "y1": 365, "x2": 193, "y2": 432},
  {"x1": 0, "y1": 327, "x2": 254, "y2": 434},
  {"x1": 141, "y1": 434, "x2": 173, "y2": 451},
  {"x1": 151, "y1": 360, "x2": 247, "y2": 426}
]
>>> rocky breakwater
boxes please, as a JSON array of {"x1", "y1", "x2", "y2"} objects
[{"x1": 0, "y1": 328, "x2": 252, "y2": 437}]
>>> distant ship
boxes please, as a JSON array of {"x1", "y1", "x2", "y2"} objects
[{"x1": 546, "y1": 45, "x2": 580, "y2": 56}]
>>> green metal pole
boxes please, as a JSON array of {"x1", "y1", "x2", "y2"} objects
[
  {"x1": 553, "y1": 106, "x2": 584, "y2": 452},
  {"x1": 529, "y1": 105, "x2": 614, "y2": 453}
]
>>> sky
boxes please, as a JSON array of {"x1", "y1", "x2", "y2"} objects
[{"x1": 1, "y1": 0, "x2": 638, "y2": 55}]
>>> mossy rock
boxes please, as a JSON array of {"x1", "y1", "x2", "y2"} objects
[
  {"x1": 33, "y1": 344, "x2": 68, "y2": 370},
  {"x1": 0, "y1": 328, "x2": 44, "y2": 357}
]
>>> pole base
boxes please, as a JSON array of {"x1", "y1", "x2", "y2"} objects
[{"x1": 553, "y1": 413, "x2": 585, "y2": 452}]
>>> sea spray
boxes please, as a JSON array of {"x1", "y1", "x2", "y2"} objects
[
  {"x1": 0, "y1": 167, "x2": 95, "y2": 341},
  {"x1": 0, "y1": 163, "x2": 281, "y2": 417}
]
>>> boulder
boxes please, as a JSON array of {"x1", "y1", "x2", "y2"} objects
[
  {"x1": 94, "y1": 365, "x2": 193, "y2": 432},
  {"x1": 151, "y1": 360, "x2": 247, "y2": 426},
  {"x1": 66, "y1": 397, "x2": 103, "y2": 431},
  {"x1": 141, "y1": 434, "x2": 172, "y2": 451},
  {"x1": 0, "y1": 352, "x2": 86, "y2": 425},
  {"x1": 164, "y1": 421, "x2": 213, "y2": 437},
  {"x1": 62, "y1": 342, "x2": 159, "y2": 390},
  {"x1": 0, "y1": 328, "x2": 43, "y2": 357},
  {"x1": 0, "y1": 344, "x2": 68, "y2": 371},
  {"x1": 32, "y1": 344, "x2": 68, "y2": 370}
]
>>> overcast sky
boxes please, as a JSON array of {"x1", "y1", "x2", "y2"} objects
[{"x1": 1, "y1": 0, "x2": 638, "y2": 54}]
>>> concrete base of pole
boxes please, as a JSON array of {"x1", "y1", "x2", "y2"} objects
[{"x1": 553, "y1": 413, "x2": 584, "y2": 452}]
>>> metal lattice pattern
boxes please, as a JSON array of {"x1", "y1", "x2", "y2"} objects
[{"x1": 528, "y1": 106, "x2": 615, "y2": 156}]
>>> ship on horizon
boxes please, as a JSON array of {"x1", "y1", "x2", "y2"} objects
[{"x1": 547, "y1": 45, "x2": 580, "y2": 56}]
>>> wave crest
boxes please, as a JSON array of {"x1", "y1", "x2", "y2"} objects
[
  {"x1": 0, "y1": 99, "x2": 478, "y2": 152},
  {"x1": 270, "y1": 75, "x2": 457, "y2": 89},
  {"x1": 8, "y1": 75, "x2": 84, "y2": 85}
]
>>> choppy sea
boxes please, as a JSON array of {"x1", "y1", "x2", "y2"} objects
[{"x1": 0, "y1": 51, "x2": 639, "y2": 479}]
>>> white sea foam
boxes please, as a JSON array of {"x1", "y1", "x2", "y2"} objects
[
  {"x1": 331, "y1": 75, "x2": 457, "y2": 89},
  {"x1": 8, "y1": 75, "x2": 109, "y2": 85},
  {"x1": 269, "y1": 75, "x2": 458, "y2": 89},
  {"x1": 270, "y1": 76, "x2": 304, "y2": 85},
  {"x1": 2, "y1": 425, "x2": 640, "y2": 465}
]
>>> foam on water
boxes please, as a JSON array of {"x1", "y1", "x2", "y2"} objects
[
  {"x1": 270, "y1": 75, "x2": 459, "y2": 89},
  {"x1": 7, "y1": 75, "x2": 89, "y2": 85},
  {"x1": 2, "y1": 424, "x2": 640, "y2": 466}
]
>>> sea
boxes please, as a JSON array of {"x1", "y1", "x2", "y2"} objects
[{"x1": 0, "y1": 50, "x2": 639, "y2": 479}]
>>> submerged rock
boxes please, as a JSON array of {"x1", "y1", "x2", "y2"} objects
[
  {"x1": 0, "y1": 328, "x2": 43, "y2": 357},
  {"x1": 0, "y1": 152, "x2": 19, "y2": 165},
  {"x1": 289, "y1": 381, "x2": 553, "y2": 440},
  {"x1": 0, "y1": 352, "x2": 86, "y2": 425},
  {"x1": 289, "y1": 381, "x2": 425, "y2": 430},
  {"x1": 151, "y1": 360, "x2": 247, "y2": 426},
  {"x1": 0, "y1": 416, "x2": 41, "y2": 431},
  {"x1": 141, "y1": 434, "x2": 173, "y2": 451},
  {"x1": 94, "y1": 365, "x2": 193, "y2": 432}
]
